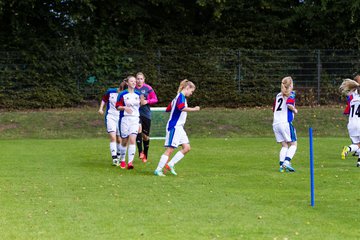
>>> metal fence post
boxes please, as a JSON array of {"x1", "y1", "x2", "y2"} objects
[
  {"x1": 237, "y1": 49, "x2": 241, "y2": 92},
  {"x1": 317, "y1": 50, "x2": 321, "y2": 104}
]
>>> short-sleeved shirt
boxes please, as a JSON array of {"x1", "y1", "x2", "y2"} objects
[
  {"x1": 102, "y1": 88, "x2": 119, "y2": 119},
  {"x1": 273, "y1": 91, "x2": 296, "y2": 125},
  {"x1": 115, "y1": 90, "x2": 141, "y2": 118},
  {"x1": 136, "y1": 83, "x2": 158, "y2": 119},
  {"x1": 166, "y1": 92, "x2": 187, "y2": 131}
]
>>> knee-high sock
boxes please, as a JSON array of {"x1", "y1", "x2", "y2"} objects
[
  {"x1": 156, "y1": 155, "x2": 169, "y2": 171},
  {"x1": 110, "y1": 141, "x2": 117, "y2": 159},
  {"x1": 285, "y1": 145, "x2": 297, "y2": 161},
  {"x1": 136, "y1": 134, "x2": 143, "y2": 155},
  {"x1": 279, "y1": 147, "x2": 288, "y2": 165},
  {"x1": 119, "y1": 144, "x2": 127, "y2": 162},
  {"x1": 143, "y1": 139, "x2": 150, "y2": 157},
  {"x1": 117, "y1": 143, "x2": 121, "y2": 158},
  {"x1": 168, "y1": 151, "x2": 185, "y2": 167},
  {"x1": 349, "y1": 144, "x2": 359, "y2": 152},
  {"x1": 128, "y1": 144, "x2": 136, "y2": 163}
]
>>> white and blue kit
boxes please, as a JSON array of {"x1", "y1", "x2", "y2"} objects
[
  {"x1": 272, "y1": 91, "x2": 297, "y2": 143},
  {"x1": 164, "y1": 92, "x2": 189, "y2": 148},
  {"x1": 116, "y1": 89, "x2": 141, "y2": 138},
  {"x1": 101, "y1": 88, "x2": 120, "y2": 135}
]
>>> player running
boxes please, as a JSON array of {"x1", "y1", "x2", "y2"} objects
[
  {"x1": 98, "y1": 80, "x2": 126, "y2": 166},
  {"x1": 340, "y1": 78, "x2": 360, "y2": 167},
  {"x1": 272, "y1": 76, "x2": 298, "y2": 172},
  {"x1": 154, "y1": 79, "x2": 200, "y2": 177}
]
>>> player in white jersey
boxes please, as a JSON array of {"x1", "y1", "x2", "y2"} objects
[
  {"x1": 340, "y1": 78, "x2": 360, "y2": 167},
  {"x1": 272, "y1": 76, "x2": 298, "y2": 172},
  {"x1": 115, "y1": 75, "x2": 141, "y2": 170},
  {"x1": 98, "y1": 80, "x2": 126, "y2": 166},
  {"x1": 154, "y1": 79, "x2": 200, "y2": 177}
]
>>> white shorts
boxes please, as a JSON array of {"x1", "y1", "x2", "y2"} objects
[
  {"x1": 273, "y1": 122, "x2": 297, "y2": 143},
  {"x1": 164, "y1": 126, "x2": 189, "y2": 148},
  {"x1": 106, "y1": 115, "x2": 120, "y2": 136},
  {"x1": 120, "y1": 116, "x2": 139, "y2": 138},
  {"x1": 350, "y1": 136, "x2": 360, "y2": 144}
]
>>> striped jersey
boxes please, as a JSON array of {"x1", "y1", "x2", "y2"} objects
[
  {"x1": 101, "y1": 88, "x2": 119, "y2": 118},
  {"x1": 165, "y1": 92, "x2": 187, "y2": 130},
  {"x1": 273, "y1": 91, "x2": 296, "y2": 125},
  {"x1": 135, "y1": 83, "x2": 158, "y2": 119},
  {"x1": 115, "y1": 90, "x2": 141, "y2": 118}
]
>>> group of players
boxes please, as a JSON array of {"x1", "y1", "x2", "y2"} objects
[
  {"x1": 98, "y1": 72, "x2": 200, "y2": 176},
  {"x1": 273, "y1": 73, "x2": 360, "y2": 172}
]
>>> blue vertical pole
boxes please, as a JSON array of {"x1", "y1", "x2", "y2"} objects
[{"x1": 309, "y1": 128, "x2": 315, "y2": 207}]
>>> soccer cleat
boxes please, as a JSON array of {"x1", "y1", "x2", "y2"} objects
[
  {"x1": 142, "y1": 156, "x2": 147, "y2": 163},
  {"x1": 127, "y1": 162, "x2": 134, "y2": 170},
  {"x1": 168, "y1": 164, "x2": 177, "y2": 176},
  {"x1": 112, "y1": 159, "x2": 119, "y2": 166},
  {"x1": 357, "y1": 162, "x2": 360, "y2": 167},
  {"x1": 282, "y1": 161, "x2": 295, "y2": 172},
  {"x1": 154, "y1": 169, "x2": 166, "y2": 177},
  {"x1": 279, "y1": 166, "x2": 285, "y2": 173},
  {"x1": 139, "y1": 152, "x2": 146, "y2": 160},
  {"x1": 341, "y1": 146, "x2": 350, "y2": 160},
  {"x1": 120, "y1": 161, "x2": 126, "y2": 169}
]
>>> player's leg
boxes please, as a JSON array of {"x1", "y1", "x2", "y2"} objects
[
  {"x1": 154, "y1": 128, "x2": 176, "y2": 176},
  {"x1": 127, "y1": 118, "x2": 140, "y2": 169},
  {"x1": 282, "y1": 123, "x2": 297, "y2": 172},
  {"x1": 342, "y1": 136, "x2": 360, "y2": 160},
  {"x1": 141, "y1": 117, "x2": 151, "y2": 162},
  {"x1": 273, "y1": 123, "x2": 288, "y2": 172},
  {"x1": 167, "y1": 127, "x2": 190, "y2": 175},
  {"x1": 107, "y1": 117, "x2": 119, "y2": 166}
]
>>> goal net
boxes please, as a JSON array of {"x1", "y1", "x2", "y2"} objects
[{"x1": 150, "y1": 107, "x2": 168, "y2": 139}]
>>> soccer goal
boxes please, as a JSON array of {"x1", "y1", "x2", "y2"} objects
[{"x1": 150, "y1": 107, "x2": 168, "y2": 139}]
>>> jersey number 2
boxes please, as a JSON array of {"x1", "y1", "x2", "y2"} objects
[{"x1": 276, "y1": 98, "x2": 283, "y2": 111}]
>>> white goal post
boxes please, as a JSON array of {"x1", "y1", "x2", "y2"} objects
[{"x1": 149, "y1": 107, "x2": 168, "y2": 139}]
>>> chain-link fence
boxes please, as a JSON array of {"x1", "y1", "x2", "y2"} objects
[{"x1": 1, "y1": 49, "x2": 359, "y2": 108}]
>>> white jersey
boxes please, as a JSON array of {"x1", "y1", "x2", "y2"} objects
[
  {"x1": 347, "y1": 91, "x2": 360, "y2": 136},
  {"x1": 116, "y1": 90, "x2": 141, "y2": 118},
  {"x1": 166, "y1": 92, "x2": 188, "y2": 130},
  {"x1": 101, "y1": 88, "x2": 119, "y2": 119},
  {"x1": 273, "y1": 91, "x2": 296, "y2": 125}
]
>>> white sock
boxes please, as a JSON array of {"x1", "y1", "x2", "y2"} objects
[
  {"x1": 119, "y1": 144, "x2": 127, "y2": 161},
  {"x1": 168, "y1": 151, "x2": 185, "y2": 167},
  {"x1": 110, "y1": 141, "x2": 117, "y2": 158},
  {"x1": 156, "y1": 155, "x2": 169, "y2": 171},
  {"x1": 117, "y1": 143, "x2": 122, "y2": 158},
  {"x1": 349, "y1": 144, "x2": 359, "y2": 152},
  {"x1": 286, "y1": 145, "x2": 297, "y2": 160},
  {"x1": 280, "y1": 147, "x2": 288, "y2": 163},
  {"x1": 128, "y1": 144, "x2": 136, "y2": 163}
]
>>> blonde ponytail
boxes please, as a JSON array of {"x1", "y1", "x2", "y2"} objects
[
  {"x1": 177, "y1": 79, "x2": 196, "y2": 93},
  {"x1": 281, "y1": 76, "x2": 293, "y2": 97},
  {"x1": 340, "y1": 78, "x2": 360, "y2": 95}
]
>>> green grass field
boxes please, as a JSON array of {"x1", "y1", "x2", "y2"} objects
[
  {"x1": 0, "y1": 107, "x2": 359, "y2": 239},
  {"x1": 1, "y1": 136, "x2": 360, "y2": 239}
]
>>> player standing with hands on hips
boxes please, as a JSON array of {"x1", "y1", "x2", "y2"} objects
[
  {"x1": 116, "y1": 76, "x2": 141, "y2": 169},
  {"x1": 340, "y1": 78, "x2": 360, "y2": 166},
  {"x1": 135, "y1": 72, "x2": 158, "y2": 163},
  {"x1": 272, "y1": 76, "x2": 298, "y2": 172},
  {"x1": 154, "y1": 79, "x2": 200, "y2": 177}
]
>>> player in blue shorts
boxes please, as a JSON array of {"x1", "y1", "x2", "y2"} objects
[
  {"x1": 272, "y1": 76, "x2": 298, "y2": 172},
  {"x1": 154, "y1": 79, "x2": 200, "y2": 176},
  {"x1": 135, "y1": 72, "x2": 158, "y2": 163}
]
